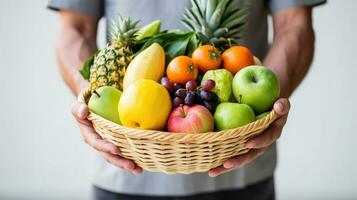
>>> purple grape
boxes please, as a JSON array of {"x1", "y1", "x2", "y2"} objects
[
  {"x1": 196, "y1": 91, "x2": 203, "y2": 104},
  {"x1": 200, "y1": 90, "x2": 213, "y2": 101},
  {"x1": 172, "y1": 97, "x2": 183, "y2": 108},
  {"x1": 174, "y1": 88, "x2": 187, "y2": 99},
  {"x1": 184, "y1": 91, "x2": 197, "y2": 105},
  {"x1": 203, "y1": 101, "x2": 215, "y2": 113},
  {"x1": 162, "y1": 81, "x2": 175, "y2": 94},
  {"x1": 161, "y1": 77, "x2": 170, "y2": 85},
  {"x1": 185, "y1": 80, "x2": 197, "y2": 90},
  {"x1": 211, "y1": 92, "x2": 219, "y2": 105},
  {"x1": 202, "y1": 79, "x2": 216, "y2": 91},
  {"x1": 173, "y1": 83, "x2": 183, "y2": 91}
]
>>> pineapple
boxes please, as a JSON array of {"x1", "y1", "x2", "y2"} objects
[
  {"x1": 182, "y1": 0, "x2": 249, "y2": 49},
  {"x1": 89, "y1": 16, "x2": 139, "y2": 91}
]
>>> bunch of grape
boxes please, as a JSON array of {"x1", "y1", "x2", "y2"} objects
[{"x1": 161, "y1": 77, "x2": 219, "y2": 113}]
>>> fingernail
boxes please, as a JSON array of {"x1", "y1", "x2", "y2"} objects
[
  {"x1": 126, "y1": 163, "x2": 135, "y2": 171},
  {"x1": 276, "y1": 102, "x2": 284, "y2": 113},
  {"x1": 111, "y1": 150, "x2": 119, "y2": 155},
  {"x1": 224, "y1": 162, "x2": 234, "y2": 169},
  {"x1": 111, "y1": 147, "x2": 120, "y2": 155},
  {"x1": 208, "y1": 172, "x2": 217, "y2": 177}
]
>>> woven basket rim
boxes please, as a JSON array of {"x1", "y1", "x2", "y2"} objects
[
  {"x1": 79, "y1": 88, "x2": 278, "y2": 143},
  {"x1": 90, "y1": 111, "x2": 275, "y2": 135}
]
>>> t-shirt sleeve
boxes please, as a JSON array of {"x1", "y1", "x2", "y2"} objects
[
  {"x1": 47, "y1": 0, "x2": 104, "y2": 18},
  {"x1": 268, "y1": 0, "x2": 327, "y2": 13}
]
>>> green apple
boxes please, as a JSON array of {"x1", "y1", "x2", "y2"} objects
[
  {"x1": 214, "y1": 102, "x2": 255, "y2": 131},
  {"x1": 88, "y1": 86, "x2": 122, "y2": 124},
  {"x1": 232, "y1": 65, "x2": 280, "y2": 114},
  {"x1": 201, "y1": 69, "x2": 233, "y2": 102}
]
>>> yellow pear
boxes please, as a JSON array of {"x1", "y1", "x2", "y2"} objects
[
  {"x1": 123, "y1": 43, "x2": 165, "y2": 90},
  {"x1": 119, "y1": 79, "x2": 172, "y2": 130}
]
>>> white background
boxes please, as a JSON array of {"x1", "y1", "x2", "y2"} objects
[{"x1": 0, "y1": 0, "x2": 356, "y2": 199}]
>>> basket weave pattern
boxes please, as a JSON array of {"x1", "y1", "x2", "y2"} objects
[{"x1": 79, "y1": 89, "x2": 277, "y2": 174}]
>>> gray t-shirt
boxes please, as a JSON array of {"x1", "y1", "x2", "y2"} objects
[{"x1": 48, "y1": 0, "x2": 326, "y2": 196}]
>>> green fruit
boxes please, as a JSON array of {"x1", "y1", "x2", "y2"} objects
[
  {"x1": 88, "y1": 86, "x2": 122, "y2": 124},
  {"x1": 256, "y1": 112, "x2": 269, "y2": 120},
  {"x1": 136, "y1": 20, "x2": 161, "y2": 41},
  {"x1": 232, "y1": 65, "x2": 280, "y2": 114},
  {"x1": 201, "y1": 69, "x2": 233, "y2": 102},
  {"x1": 214, "y1": 102, "x2": 255, "y2": 130}
]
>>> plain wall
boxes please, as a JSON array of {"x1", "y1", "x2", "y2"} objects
[{"x1": 0, "y1": 0, "x2": 356, "y2": 199}]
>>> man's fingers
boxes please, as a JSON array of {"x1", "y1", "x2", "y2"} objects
[
  {"x1": 71, "y1": 102, "x2": 92, "y2": 126},
  {"x1": 208, "y1": 148, "x2": 266, "y2": 177},
  {"x1": 246, "y1": 120, "x2": 284, "y2": 149},
  {"x1": 71, "y1": 102, "x2": 89, "y2": 119},
  {"x1": 208, "y1": 166, "x2": 232, "y2": 177},
  {"x1": 70, "y1": 102, "x2": 139, "y2": 173},
  {"x1": 71, "y1": 102, "x2": 121, "y2": 155},
  {"x1": 273, "y1": 98, "x2": 290, "y2": 119},
  {"x1": 132, "y1": 166, "x2": 144, "y2": 174},
  {"x1": 223, "y1": 148, "x2": 267, "y2": 169},
  {"x1": 100, "y1": 152, "x2": 134, "y2": 170},
  {"x1": 85, "y1": 133, "x2": 121, "y2": 155},
  {"x1": 246, "y1": 98, "x2": 290, "y2": 149},
  {"x1": 78, "y1": 123, "x2": 120, "y2": 155},
  {"x1": 100, "y1": 152, "x2": 143, "y2": 174}
]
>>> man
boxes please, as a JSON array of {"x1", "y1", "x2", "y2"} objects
[{"x1": 49, "y1": 0, "x2": 326, "y2": 199}]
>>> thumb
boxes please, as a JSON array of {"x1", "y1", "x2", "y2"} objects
[
  {"x1": 273, "y1": 98, "x2": 290, "y2": 116},
  {"x1": 71, "y1": 102, "x2": 89, "y2": 120},
  {"x1": 272, "y1": 98, "x2": 290, "y2": 128}
]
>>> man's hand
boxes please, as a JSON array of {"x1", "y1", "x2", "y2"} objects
[
  {"x1": 208, "y1": 98, "x2": 290, "y2": 177},
  {"x1": 57, "y1": 10, "x2": 142, "y2": 174},
  {"x1": 71, "y1": 102, "x2": 143, "y2": 174},
  {"x1": 208, "y1": 7, "x2": 313, "y2": 177}
]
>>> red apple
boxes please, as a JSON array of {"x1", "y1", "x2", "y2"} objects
[{"x1": 167, "y1": 105, "x2": 214, "y2": 133}]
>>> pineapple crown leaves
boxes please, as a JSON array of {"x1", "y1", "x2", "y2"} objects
[
  {"x1": 110, "y1": 16, "x2": 140, "y2": 47},
  {"x1": 182, "y1": 0, "x2": 249, "y2": 48}
]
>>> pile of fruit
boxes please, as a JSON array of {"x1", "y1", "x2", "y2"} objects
[{"x1": 82, "y1": 0, "x2": 280, "y2": 134}]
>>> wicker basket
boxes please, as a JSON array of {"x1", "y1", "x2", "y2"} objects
[{"x1": 79, "y1": 88, "x2": 277, "y2": 174}]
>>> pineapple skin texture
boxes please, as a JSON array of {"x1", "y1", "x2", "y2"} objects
[{"x1": 89, "y1": 45, "x2": 133, "y2": 91}]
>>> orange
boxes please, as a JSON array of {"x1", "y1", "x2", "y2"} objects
[
  {"x1": 191, "y1": 45, "x2": 222, "y2": 72},
  {"x1": 166, "y1": 56, "x2": 198, "y2": 84},
  {"x1": 222, "y1": 46, "x2": 254, "y2": 75}
]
